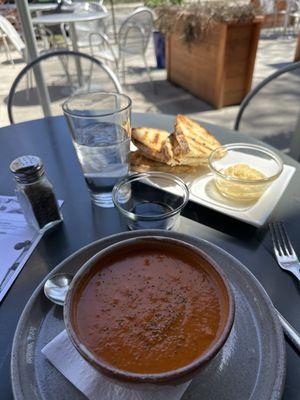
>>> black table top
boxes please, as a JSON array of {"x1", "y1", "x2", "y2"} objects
[{"x1": 0, "y1": 114, "x2": 299, "y2": 399}]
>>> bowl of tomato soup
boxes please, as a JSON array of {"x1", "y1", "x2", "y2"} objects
[{"x1": 64, "y1": 236, "x2": 234, "y2": 383}]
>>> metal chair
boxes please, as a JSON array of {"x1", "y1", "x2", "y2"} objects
[
  {"x1": 0, "y1": 14, "x2": 67, "y2": 63},
  {"x1": 61, "y1": 1, "x2": 108, "y2": 49},
  {"x1": 0, "y1": 15, "x2": 26, "y2": 63},
  {"x1": 286, "y1": 0, "x2": 300, "y2": 33},
  {"x1": 0, "y1": 30, "x2": 12, "y2": 63},
  {"x1": 7, "y1": 50, "x2": 122, "y2": 125},
  {"x1": 234, "y1": 61, "x2": 300, "y2": 160},
  {"x1": 88, "y1": 7, "x2": 155, "y2": 84}
]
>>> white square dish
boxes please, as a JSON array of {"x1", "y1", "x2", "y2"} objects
[
  {"x1": 188, "y1": 164, "x2": 295, "y2": 226},
  {"x1": 140, "y1": 163, "x2": 295, "y2": 227}
]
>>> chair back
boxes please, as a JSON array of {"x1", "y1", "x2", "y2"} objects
[
  {"x1": 73, "y1": 2, "x2": 108, "y2": 47},
  {"x1": 118, "y1": 7, "x2": 154, "y2": 55},
  {"x1": 0, "y1": 15, "x2": 25, "y2": 54},
  {"x1": 234, "y1": 61, "x2": 300, "y2": 157},
  {"x1": 7, "y1": 50, "x2": 122, "y2": 125}
]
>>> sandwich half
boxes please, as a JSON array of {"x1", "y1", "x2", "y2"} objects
[
  {"x1": 131, "y1": 127, "x2": 176, "y2": 165},
  {"x1": 173, "y1": 115, "x2": 221, "y2": 165}
]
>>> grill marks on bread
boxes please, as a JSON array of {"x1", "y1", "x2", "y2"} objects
[
  {"x1": 131, "y1": 127, "x2": 175, "y2": 165},
  {"x1": 174, "y1": 115, "x2": 221, "y2": 157},
  {"x1": 131, "y1": 116, "x2": 221, "y2": 167},
  {"x1": 131, "y1": 127, "x2": 169, "y2": 152}
]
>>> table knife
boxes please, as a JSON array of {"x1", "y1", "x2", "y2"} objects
[{"x1": 277, "y1": 310, "x2": 300, "y2": 353}]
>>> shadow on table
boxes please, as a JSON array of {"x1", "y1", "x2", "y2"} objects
[
  {"x1": 268, "y1": 62, "x2": 292, "y2": 69},
  {"x1": 1, "y1": 57, "x2": 24, "y2": 66},
  {"x1": 127, "y1": 66, "x2": 157, "y2": 73},
  {"x1": 183, "y1": 202, "x2": 258, "y2": 242},
  {"x1": 236, "y1": 66, "x2": 300, "y2": 153},
  {"x1": 260, "y1": 31, "x2": 297, "y2": 41},
  {"x1": 262, "y1": 131, "x2": 293, "y2": 150},
  {"x1": 3, "y1": 85, "x2": 73, "y2": 107},
  {"x1": 128, "y1": 79, "x2": 212, "y2": 115}
]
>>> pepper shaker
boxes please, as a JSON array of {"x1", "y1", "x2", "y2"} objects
[{"x1": 10, "y1": 155, "x2": 63, "y2": 232}]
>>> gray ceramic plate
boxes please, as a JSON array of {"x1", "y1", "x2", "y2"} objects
[{"x1": 11, "y1": 230, "x2": 286, "y2": 400}]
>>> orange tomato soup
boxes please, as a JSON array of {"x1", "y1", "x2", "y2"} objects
[{"x1": 74, "y1": 247, "x2": 223, "y2": 374}]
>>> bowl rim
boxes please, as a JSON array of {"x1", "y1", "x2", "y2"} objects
[
  {"x1": 64, "y1": 236, "x2": 235, "y2": 383},
  {"x1": 208, "y1": 143, "x2": 283, "y2": 184},
  {"x1": 112, "y1": 172, "x2": 190, "y2": 221}
]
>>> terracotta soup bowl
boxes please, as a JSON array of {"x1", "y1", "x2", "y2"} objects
[{"x1": 64, "y1": 236, "x2": 235, "y2": 384}]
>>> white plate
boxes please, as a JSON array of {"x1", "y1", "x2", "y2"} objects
[
  {"x1": 189, "y1": 164, "x2": 295, "y2": 226},
  {"x1": 146, "y1": 163, "x2": 295, "y2": 227}
]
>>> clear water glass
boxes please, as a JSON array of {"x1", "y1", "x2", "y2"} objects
[{"x1": 62, "y1": 92, "x2": 131, "y2": 207}]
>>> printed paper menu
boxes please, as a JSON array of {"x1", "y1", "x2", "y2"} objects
[{"x1": 0, "y1": 195, "x2": 42, "y2": 302}]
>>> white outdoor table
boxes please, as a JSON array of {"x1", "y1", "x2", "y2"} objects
[
  {"x1": 32, "y1": 11, "x2": 108, "y2": 53},
  {"x1": 32, "y1": 11, "x2": 109, "y2": 82}
]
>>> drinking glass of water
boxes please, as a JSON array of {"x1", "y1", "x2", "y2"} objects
[{"x1": 62, "y1": 92, "x2": 131, "y2": 207}]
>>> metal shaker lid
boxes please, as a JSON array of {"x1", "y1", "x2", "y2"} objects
[{"x1": 9, "y1": 155, "x2": 45, "y2": 183}]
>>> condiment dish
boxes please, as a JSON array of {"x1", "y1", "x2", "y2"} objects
[{"x1": 208, "y1": 143, "x2": 283, "y2": 201}]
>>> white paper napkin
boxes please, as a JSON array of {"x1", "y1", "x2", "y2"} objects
[{"x1": 42, "y1": 330, "x2": 192, "y2": 400}]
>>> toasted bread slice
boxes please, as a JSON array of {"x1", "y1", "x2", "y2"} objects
[
  {"x1": 131, "y1": 127, "x2": 175, "y2": 165},
  {"x1": 132, "y1": 127, "x2": 169, "y2": 152},
  {"x1": 174, "y1": 115, "x2": 221, "y2": 158},
  {"x1": 129, "y1": 151, "x2": 199, "y2": 173},
  {"x1": 169, "y1": 132, "x2": 186, "y2": 158},
  {"x1": 131, "y1": 140, "x2": 174, "y2": 165}
]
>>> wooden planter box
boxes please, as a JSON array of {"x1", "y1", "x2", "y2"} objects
[{"x1": 166, "y1": 17, "x2": 264, "y2": 108}]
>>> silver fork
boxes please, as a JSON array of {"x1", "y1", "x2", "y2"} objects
[{"x1": 269, "y1": 221, "x2": 300, "y2": 281}]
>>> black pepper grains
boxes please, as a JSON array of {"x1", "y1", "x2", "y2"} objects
[{"x1": 10, "y1": 155, "x2": 63, "y2": 232}]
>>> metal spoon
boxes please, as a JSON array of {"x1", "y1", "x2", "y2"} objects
[{"x1": 44, "y1": 273, "x2": 73, "y2": 306}]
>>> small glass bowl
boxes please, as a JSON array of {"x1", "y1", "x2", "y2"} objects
[
  {"x1": 208, "y1": 143, "x2": 283, "y2": 202},
  {"x1": 112, "y1": 172, "x2": 189, "y2": 230}
]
